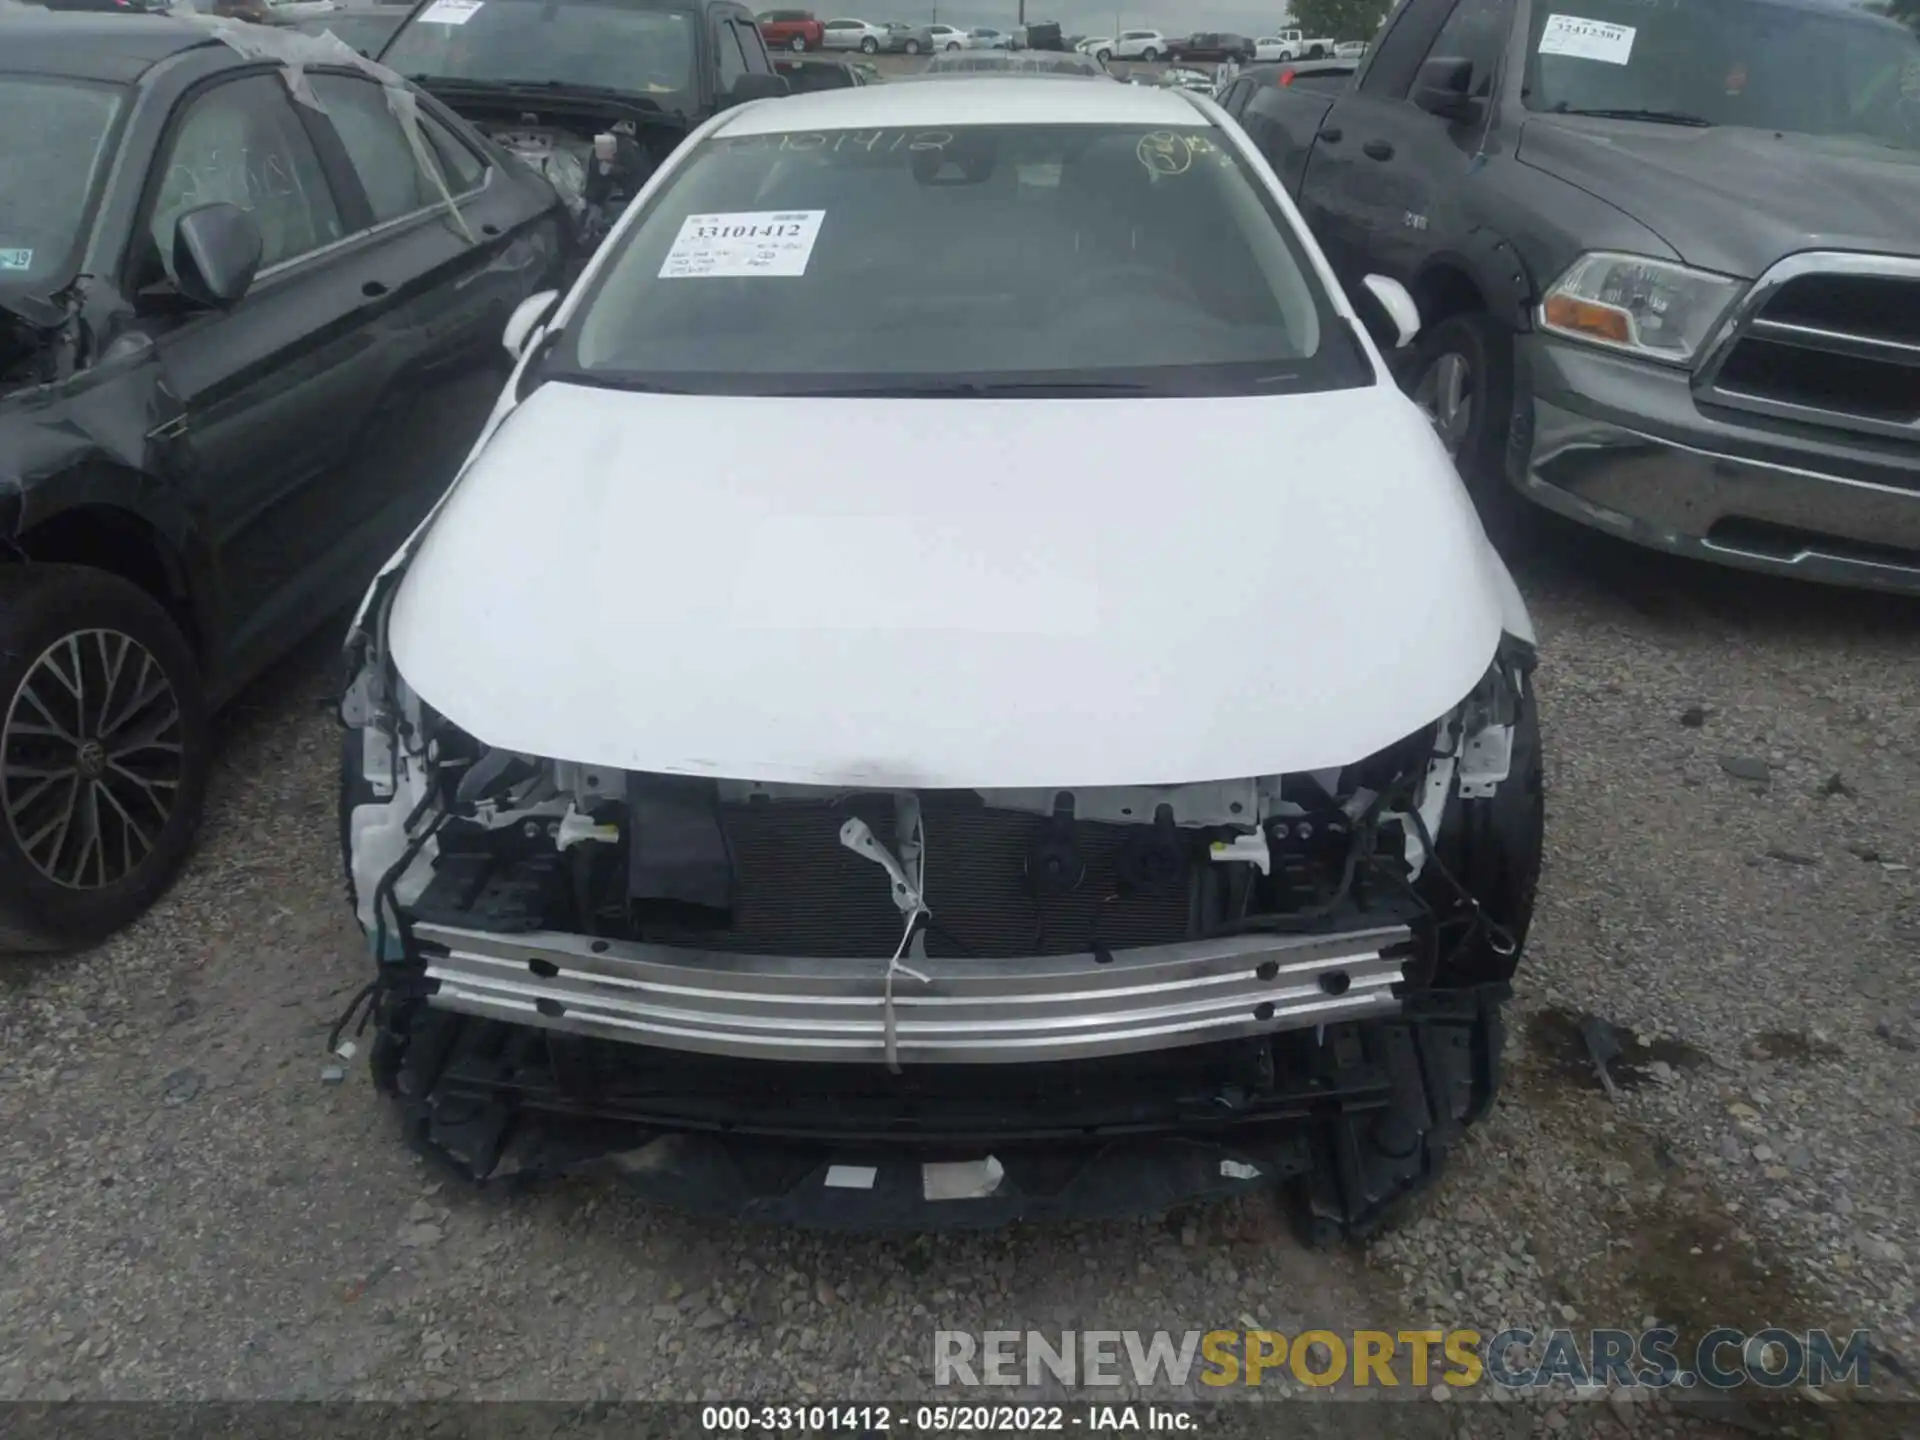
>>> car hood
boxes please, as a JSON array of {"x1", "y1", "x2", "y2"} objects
[
  {"x1": 1518, "y1": 117, "x2": 1920, "y2": 277},
  {"x1": 386, "y1": 380, "x2": 1514, "y2": 789}
]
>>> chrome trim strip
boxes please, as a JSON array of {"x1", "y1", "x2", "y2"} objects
[
  {"x1": 1744, "y1": 318, "x2": 1920, "y2": 364},
  {"x1": 414, "y1": 922, "x2": 1411, "y2": 1065},
  {"x1": 252, "y1": 165, "x2": 496, "y2": 287}
]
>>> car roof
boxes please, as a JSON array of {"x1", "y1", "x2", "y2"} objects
[
  {"x1": 719, "y1": 72, "x2": 1203, "y2": 132},
  {"x1": 0, "y1": 11, "x2": 226, "y2": 83}
]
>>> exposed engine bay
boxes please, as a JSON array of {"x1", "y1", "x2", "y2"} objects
[
  {"x1": 473, "y1": 115, "x2": 657, "y2": 251},
  {"x1": 338, "y1": 611, "x2": 1540, "y2": 1231}
]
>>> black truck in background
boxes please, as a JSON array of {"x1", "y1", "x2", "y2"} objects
[{"x1": 1218, "y1": 0, "x2": 1920, "y2": 593}]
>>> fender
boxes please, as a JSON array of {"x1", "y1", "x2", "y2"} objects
[
  {"x1": 1, "y1": 463, "x2": 224, "y2": 670},
  {"x1": 1410, "y1": 233, "x2": 1535, "y2": 335}
]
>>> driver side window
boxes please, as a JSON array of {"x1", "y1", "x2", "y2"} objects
[
  {"x1": 715, "y1": 18, "x2": 750, "y2": 86},
  {"x1": 146, "y1": 73, "x2": 343, "y2": 280},
  {"x1": 1419, "y1": 0, "x2": 1507, "y2": 98}
]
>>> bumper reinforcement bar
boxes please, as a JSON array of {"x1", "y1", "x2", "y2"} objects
[{"x1": 411, "y1": 922, "x2": 1413, "y2": 1065}]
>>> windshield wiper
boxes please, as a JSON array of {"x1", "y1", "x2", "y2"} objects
[
  {"x1": 1552, "y1": 105, "x2": 1714, "y2": 127},
  {"x1": 814, "y1": 379, "x2": 1160, "y2": 397},
  {"x1": 409, "y1": 75, "x2": 669, "y2": 111}
]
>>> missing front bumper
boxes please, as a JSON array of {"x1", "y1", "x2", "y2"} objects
[{"x1": 413, "y1": 922, "x2": 1412, "y2": 1065}]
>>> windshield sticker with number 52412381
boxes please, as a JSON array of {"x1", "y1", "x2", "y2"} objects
[
  {"x1": 419, "y1": 0, "x2": 483, "y2": 25},
  {"x1": 659, "y1": 211, "x2": 826, "y2": 279},
  {"x1": 1539, "y1": 14, "x2": 1636, "y2": 64}
]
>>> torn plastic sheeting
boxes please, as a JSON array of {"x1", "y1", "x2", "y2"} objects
[{"x1": 183, "y1": 13, "x2": 474, "y2": 244}]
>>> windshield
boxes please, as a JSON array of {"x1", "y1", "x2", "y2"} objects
[
  {"x1": 381, "y1": 0, "x2": 698, "y2": 102},
  {"x1": 0, "y1": 77, "x2": 123, "y2": 288},
  {"x1": 1523, "y1": 0, "x2": 1920, "y2": 150},
  {"x1": 556, "y1": 122, "x2": 1362, "y2": 397}
]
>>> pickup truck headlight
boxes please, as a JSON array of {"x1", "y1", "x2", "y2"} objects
[{"x1": 1539, "y1": 252, "x2": 1745, "y2": 366}]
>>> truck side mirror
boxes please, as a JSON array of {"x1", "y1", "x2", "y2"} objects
[
  {"x1": 726, "y1": 73, "x2": 792, "y2": 106},
  {"x1": 1411, "y1": 56, "x2": 1478, "y2": 122}
]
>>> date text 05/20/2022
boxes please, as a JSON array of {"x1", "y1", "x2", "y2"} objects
[{"x1": 701, "y1": 1405, "x2": 1195, "y2": 1432}]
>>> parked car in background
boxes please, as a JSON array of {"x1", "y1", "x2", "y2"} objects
[
  {"x1": 1221, "y1": 0, "x2": 1920, "y2": 593},
  {"x1": 1077, "y1": 34, "x2": 1113, "y2": 57},
  {"x1": 966, "y1": 25, "x2": 1012, "y2": 49},
  {"x1": 1109, "y1": 29, "x2": 1165, "y2": 60},
  {"x1": 31, "y1": 0, "x2": 176, "y2": 10},
  {"x1": 1167, "y1": 32, "x2": 1254, "y2": 64},
  {"x1": 773, "y1": 54, "x2": 866, "y2": 88},
  {"x1": 756, "y1": 8, "x2": 824, "y2": 51},
  {"x1": 918, "y1": 48, "x2": 1108, "y2": 77},
  {"x1": 377, "y1": 0, "x2": 788, "y2": 254},
  {"x1": 819, "y1": 15, "x2": 885, "y2": 51},
  {"x1": 1333, "y1": 39, "x2": 1367, "y2": 59},
  {"x1": 1159, "y1": 65, "x2": 1213, "y2": 91},
  {"x1": 340, "y1": 76, "x2": 1543, "y2": 1239},
  {"x1": 292, "y1": 5, "x2": 404, "y2": 54},
  {"x1": 925, "y1": 21, "x2": 965, "y2": 49},
  {"x1": 0, "y1": 10, "x2": 565, "y2": 948},
  {"x1": 1263, "y1": 27, "x2": 1334, "y2": 60},
  {"x1": 878, "y1": 21, "x2": 924, "y2": 53}
]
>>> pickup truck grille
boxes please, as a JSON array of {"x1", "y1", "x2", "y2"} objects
[{"x1": 1697, "y1": 254, "x2": 1920, "y2": 445}]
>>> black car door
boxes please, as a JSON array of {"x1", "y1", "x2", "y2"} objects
[
  {"x1": 1300, "y1": 0, "x2": 1508, "y2": 288},
  {"x1": 1297, "y1": 0, "x2": 1505, "y2": 289},
  {"x1": 138, "y1": 69, "x2": 392, "y2": 686},
  {"x1": 298, "y1": 72, "x2": 552, "y2": 592}
]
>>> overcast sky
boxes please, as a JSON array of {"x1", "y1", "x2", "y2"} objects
[{"x1": 881, "y1": 2, "x2": 1303, "y2": 34}]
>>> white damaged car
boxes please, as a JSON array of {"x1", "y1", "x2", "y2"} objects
[{"x1": 338, "y1": 78, "x2": 1544, "y2": 1236}]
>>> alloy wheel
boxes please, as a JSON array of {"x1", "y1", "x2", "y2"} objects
[
  {"x1": 2, "y1": 629, "x2": 184, "y2": 889},
  {"x1": 1413, "y1": 351, "x2": 1475, "y2": 456}
]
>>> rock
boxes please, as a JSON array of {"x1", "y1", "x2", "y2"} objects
[
  {"x1": 1718, "y1": 1136, "x2": 1745, "y2": 1163},
  {"x1": 320, "y1": 1065, "x2": 346, "y2": 1085},
  {"x1": 650, "y1": 1304, "x2": 679, "y2": 1324},
  {"x1": 815, "y1": 1279, "x2": 838, "y2": 1307},
  {"x1": 1728, "y1": 1102, "x2": 1760, "y2": 1121},
  {"x1": 1859, "y1": 1236, "x2": 1905, "y2": 1265},
  {"x1": 1719, "y1": 755, "x2": 1771, "y2": 783},
  {"x1": 1820, "y1": 773, "x2": 1854, "y2": 798},
  {"x1": 1558, "y1": 1303, "x2": 1577, "y2": 1321},
  {"x1": 1785, "y1": 1146, "x2": 1813, "y2": 1171},
  {"x1": 396, "y1": 1222, "x2": 445, "y2": 1249},
  {"x1": 1679, "y1": 705, "x2": 1711, "y2": 728},
  {"x1": 1875, "y1": 1022, "x2": 1918, "y2": 1054},
  {"x1": 162, "y1": 1069, "x2": 204, "y2": 1106},
  {"x1": 692, "y1": 1308, "x2": 728, "y2": 1331},
  {"x1": 1764, "y1": 849, "x2": 1819, "y2": 867},
  {"x1": 1751, "y1": 1144, "x2": 1774, "y2": 1162}
]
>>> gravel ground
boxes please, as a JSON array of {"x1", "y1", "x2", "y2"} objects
[{"x1": 1, "y1": 521, "x2": 1917, "y2": 1437}]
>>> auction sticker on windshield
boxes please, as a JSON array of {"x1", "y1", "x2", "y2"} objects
[
  {"x1": 418, "y1": 0, "x2": 482, "y2": 24},
  {"x1": 0, "y1": 249, "x2": 31, "y2": 271},
  {"x1": 1538, "y1": 14, "x2": 1636, "y2": 64},
  {"x1": 659, "y1": 211, "x2": 825, "y2": 279}
]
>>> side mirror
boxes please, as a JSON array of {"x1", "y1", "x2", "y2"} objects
[
  {"x1": 169, "y1": 203, "x2": 262, "y2": 309},
  {"x1": 1410, "y1": 56, "x2": 1478, "y2": 122},
  {"x1": 503, "y1": 289, "x2": 560, "y2": 361},
  {"x1": 726, "y1": 73, "x2": 792, "y2": 106},
  {"x1": 1361, "y1": 274, "x2": 1421, "y2": 349}
]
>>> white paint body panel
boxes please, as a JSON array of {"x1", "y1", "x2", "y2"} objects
[{"x1": 387, "y1": 381, "x2": 1517, "y2": 788}]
